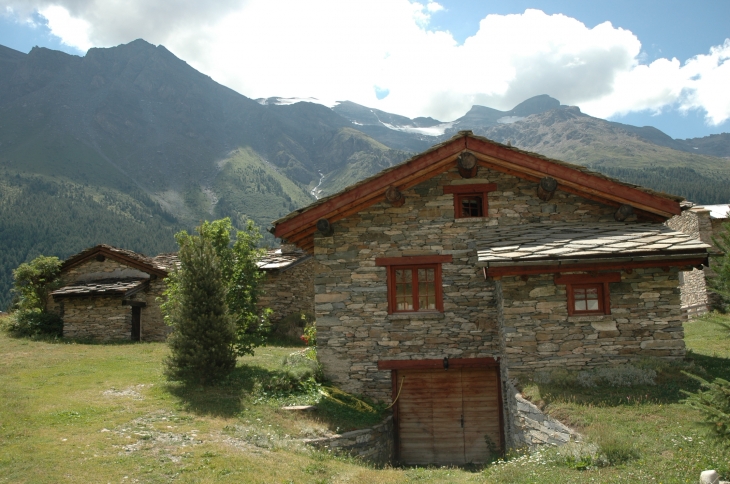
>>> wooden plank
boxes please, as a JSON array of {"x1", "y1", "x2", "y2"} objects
[
  {"x1": 486, "y1": 256, "x2": 708, "y2": 278},
  {"x1": 375, "y1": 255, "x2": 453, "y2": 266},
  {"x1": 466, "y1": 137, "x2": 681, "y2": 216},
  {"x1": 281, "y1": 154, "x2": 459, "y2": 246},
  {"x1": 378, "y1": 357, "x2": 499, "y2": 370}
]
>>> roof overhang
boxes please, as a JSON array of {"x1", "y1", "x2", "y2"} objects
[
  {"x1": 482, "y1": 254, "x2": 708, "y2": 278},
  {"x1": 273, "y1": 132, "x2": 684, "y2": 252}
]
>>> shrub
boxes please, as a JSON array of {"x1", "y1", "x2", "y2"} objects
[
  {"x1": 8, "y1": 310, "x2": 63, "y2": 337},
  {"x1": 576, "y1": 365, "x2": 656, "y2": 387},
  {"x1": 7, "y1": 255, "x2": 63, "y2": 337},
  {"x1": 683, "y1": 373, "x2": 730, "y2": 446}
]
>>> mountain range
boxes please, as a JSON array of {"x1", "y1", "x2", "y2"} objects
[{"x1": 0, "y1": 39, "x2": 729, "y2": 309}]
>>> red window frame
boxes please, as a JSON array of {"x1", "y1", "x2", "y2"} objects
[
  {"x1": 376, "y1": 255, "x2": 452, "y2": 314},
  {"x1": 554, "y1": 273, "x2": 620, "y2": 316},
  {"x1": 443, "y1": 184, "x2": 497, "y2": 219}
]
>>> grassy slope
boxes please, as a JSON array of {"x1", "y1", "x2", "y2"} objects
[
  {"x1": 317, "y1": 128, "x2": 411, "y2": 197},
  {"x1": 0, "y1": 314, "x2": 728, "y2": 483},
  {"x1": 212, "y1": 147, "x2": 314, "y2": 229}
]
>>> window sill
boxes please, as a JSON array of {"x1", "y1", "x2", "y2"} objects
[
  {"x1": 388, "y1": 312, "x2": 445, "y2": 320},
  {"x1": 454, "y1": 217, "x2": 489, "y2": 223},
  {"x1": 567, "y1": 314, "x2": 610, "y2": 323}
]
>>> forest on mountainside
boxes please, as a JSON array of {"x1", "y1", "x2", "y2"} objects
[
  {"x1": 0, "y1": 174, "x2": 180, "y2": 309},
  {"x1": 597, "y1": 166, "x2": 730, "y2": 205}
]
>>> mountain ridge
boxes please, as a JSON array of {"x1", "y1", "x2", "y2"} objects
[{"x1": 1, "y1": 39, "x2": 729, "y2": 310}]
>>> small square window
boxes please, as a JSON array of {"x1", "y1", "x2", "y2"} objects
[
  {"x1": 443, "y1": 183, "x2": 497, "y2": 219},
  {"x1": 555, "y1": 273, "x2": 619, "y2": 316},
  {"x1": 458, "y1": 195, "x2": 483, "y2": 217}
]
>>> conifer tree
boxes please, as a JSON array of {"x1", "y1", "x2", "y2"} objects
[
  {"x1": 163, "y1": 232, "x2": 237, "y2": 384},
  {"x1": 710, "y1": 217, "x2": 730, "y2": 312}
]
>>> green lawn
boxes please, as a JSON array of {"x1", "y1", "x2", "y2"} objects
[{"x1": 0, "y1": 313, "x2": 729, "y2": 483}]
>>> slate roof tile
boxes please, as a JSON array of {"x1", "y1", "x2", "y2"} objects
[{"x1": 477, "y1": 222, "x2": 710, "y2": 264}]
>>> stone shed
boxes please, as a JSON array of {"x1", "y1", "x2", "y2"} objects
[
  {"x1": 49, "y1": 245, "x2": 174, "y2": 341},
  {"x1": 272, "y1": 131, "x2": 711, "y2": 465},
  {"x1": 257, "y1": 245, "x2": 315, "y2": 326},
  {"x1": 49, "y1": 244, "x2": 313, "y2": 342}
]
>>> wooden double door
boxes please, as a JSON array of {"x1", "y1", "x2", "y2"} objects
[{"x1": 394, "y1": 366, "x2": 503, "y2": 465}]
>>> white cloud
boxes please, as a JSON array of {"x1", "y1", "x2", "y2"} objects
[
  {"x1": 2, "y1": 0, "x2": 729, "y2": 125},
  {"x1": 37, "y1": 5, "x2": 91, "y2": 50}
]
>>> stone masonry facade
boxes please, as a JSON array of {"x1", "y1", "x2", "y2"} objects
[
  {"x1": 497, "y1": 269, "x2": 685, "y2": 376},
  {"x1": 667, "y1": 207, "x2": 713, "y2": 316},
  {"x1": 259, "y1": 258, "x2": 315, "y2": 324},
  {"x1": 313, "y1": 165, "x2": 681, "y2": 402}
]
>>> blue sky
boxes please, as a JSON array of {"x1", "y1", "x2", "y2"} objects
[{"x1": 1, "y1": 0, "x2": 728, "y2": 140}]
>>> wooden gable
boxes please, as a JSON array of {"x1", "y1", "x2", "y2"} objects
[{"x1": 273, "y1": 132, "x2": 683, "y2": 252}]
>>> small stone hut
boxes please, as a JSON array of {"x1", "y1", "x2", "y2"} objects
[
  {"x1": 272, "y1": 131, "x2": 711, "y2": 465},
  {"x1": 49, "y1": 244, "x2": 313, "y2": 341},
  {"x1": 49, "y1": 245, "x2": 173, "y2": 341}
]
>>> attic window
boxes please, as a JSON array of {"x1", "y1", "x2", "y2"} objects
[
  {"x1": 554, "y1": 273, "x2": 621, "y2": 316},
  {"x1": 443, "y1": 184, "x2": 497, "y2": 219}
]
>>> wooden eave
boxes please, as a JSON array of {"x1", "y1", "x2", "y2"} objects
[
  {"x1": 483, "y1": 255, "x2": 708, "y2": 278},
  {"x1": 61, "y1": 246, "x2": 168, "y2": 278},
  {"x1": 273, "y1": 132, "x2": 684, "y2": 251}
]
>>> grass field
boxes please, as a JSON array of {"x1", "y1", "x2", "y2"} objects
[{"x1": 0, "y1": 312, "x2": 729, "y2": 483}]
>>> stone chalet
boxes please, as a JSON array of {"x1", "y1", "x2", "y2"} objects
[
  {"x1": 272, "y1": 131, "x2": 711, "y2": 465},
  {"x1": 49, "y1": 244, "x2": 312, "y2": 342}
]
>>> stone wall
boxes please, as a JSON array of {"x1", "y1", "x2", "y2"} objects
[
  {"x1": 62, "y1": 296, "x2": 132, "y2": 340},
  {"x1": 314, "y1": 166, "x2": 634, "y2": 401},
  {"x1": 259, "y1": 258, "x2": 315, "y2": 325},
  {"x1": 303, "y1": 416, "x2": 393, "y2": 466},
  {"x1": 667, "y1": 208, "x2": 712, "y2": 316},
  {"x1": 140, "y1": 278, "x2": 169, "y2": 341},
  {"x1": 503, "y1": 379, "x2": 579, "y2": 449},
  {"x1": 499, "y1": 269, "x2": 685, "y2": 374}
]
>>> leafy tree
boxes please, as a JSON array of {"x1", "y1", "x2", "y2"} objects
[
  {"x1": 163, "y1": 232, "x2": 237, "y2": 384},
  {"x1": 161, "y1": 218, "x2": 270, "y2": 381},
  {"x1": 8, "y1": 255, "x2": 63, "y2": 336},
  {"x1": 11, "y1": 255, "x2": 61, "y2": 313}
]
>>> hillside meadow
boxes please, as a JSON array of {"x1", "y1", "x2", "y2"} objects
[{"x1": 0, "y1": 312, "x2": 729, "y2": 483}]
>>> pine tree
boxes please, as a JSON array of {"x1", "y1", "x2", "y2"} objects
[
  {"x1": 163, "y1": 233, "x2": 237, "y2": 384},
  {"x1": 709, "y1": 218, "x2": 730, "y2": 312}
]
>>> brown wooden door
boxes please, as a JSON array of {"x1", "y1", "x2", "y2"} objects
[{"x1": 396, "y1": 367, "x2": 502, "y2": 465}]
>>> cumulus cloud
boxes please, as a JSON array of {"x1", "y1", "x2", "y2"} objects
[{"x1": 2, "y1": 0, "x2": 729, "y2": 125}]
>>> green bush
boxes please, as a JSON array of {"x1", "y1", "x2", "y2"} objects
[
  {"x1": 683, "y1": 373, "x2": 730, "y2": 445},
  {"x1": 9, "y1": 310, "x2": 63, "y2": 337}
]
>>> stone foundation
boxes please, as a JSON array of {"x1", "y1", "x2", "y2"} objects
[
  {"x1": 303, "y1": 416, "x2": 393, "y2": 466},
  {"x1": 503, "y1": 379, "x2": 579, "y2": 450}
]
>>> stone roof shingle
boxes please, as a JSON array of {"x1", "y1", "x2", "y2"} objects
[{"x1": 477, "y1": 222, "x2": 709, "y2": 267}]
